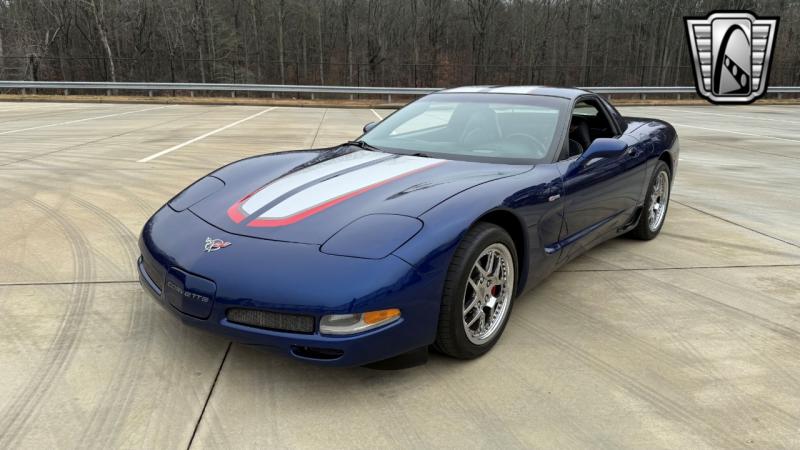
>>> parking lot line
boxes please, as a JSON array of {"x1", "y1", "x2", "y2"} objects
[
  {"x1": 137, "y1": 107, "x2": 276, "y2": 163},
  {"x1": 660, "y1": 108, "x2": 800, "y2": 124},
  {"x1": 671, "y1": 122, "x2": 800, "y2": 143},
  {"x1": 0, "y1": 105, "x2": 169, "y2": 136}
]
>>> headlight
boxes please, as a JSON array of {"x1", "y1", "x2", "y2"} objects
[
  {"x1": 320, "y1": 308, "x2": 401, "y2": 335},
  {"x1": 169, "y1": 176, "x2": 224, "y2": 212},
  {"x1": 321, "y1": 214, "x2": 422, "y2": 259}
]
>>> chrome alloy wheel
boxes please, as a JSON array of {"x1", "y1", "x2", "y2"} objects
[
  {"x1": 462, "y1": 243, "x2": 514, "y2": 345},
  {"x1": 648, "y1": 170, "x2": 670, "y2": 232}
]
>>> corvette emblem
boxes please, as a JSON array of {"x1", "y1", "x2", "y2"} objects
[
  {"x1": 685, "y1": 11, "x2": 779, "y2": 104},
  {"x1": 204, "y1": 237, "x2": 231, "y2": 253}
]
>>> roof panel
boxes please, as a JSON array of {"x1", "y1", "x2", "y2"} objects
[{"x1": 435, "y1": 85, "x2": 589, "y2": 99}]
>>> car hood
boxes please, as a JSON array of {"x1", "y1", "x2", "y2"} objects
[{"x1": 188, "y1": 148, "x2": 529, "y2": 244}]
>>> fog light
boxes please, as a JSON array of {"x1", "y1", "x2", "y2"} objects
[{"x1": 320, "y1": 308, "x2": 400, "y2": 335}]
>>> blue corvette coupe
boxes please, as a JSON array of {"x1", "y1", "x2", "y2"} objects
[{"x1": 138, "y1": 86, "x2": 678, "y2": 367}]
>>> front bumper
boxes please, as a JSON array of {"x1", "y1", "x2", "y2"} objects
[{"x1": 138, "y1": 207, "x2": 442, "y2": 367}]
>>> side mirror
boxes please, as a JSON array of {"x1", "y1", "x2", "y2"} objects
[
  {"x1": 580, "y1": 138, "x2": 627, "y2": 162},
  {"x1": 363, "y1": 122, "x2": 378, "y2": 133}
]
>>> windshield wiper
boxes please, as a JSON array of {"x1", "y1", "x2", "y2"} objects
[{"x1": 343, "y1": 140, "x2": 383, "y2": 152}]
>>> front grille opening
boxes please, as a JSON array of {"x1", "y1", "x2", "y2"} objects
[
  {"x1": 227, "y1": 308, "x2": 314, "y2": 334},
  {"x1": 291, "y1": 345, "x2": 344, "y2": 360}
]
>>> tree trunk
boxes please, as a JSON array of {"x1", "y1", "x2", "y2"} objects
[
  {"x1": 0, "y1": 28, "x2": 4, "y2": 79},
  {"x1": 248, "y1": 0, "x2": 262, "y2": 82},
  {"x1": 411, "y1": 0, "x2": 419, "y2": 87},
  {"x1": 659, "y1": 0, "x2": 680, "y2": 86},
  {"x1": 275, "y1": 0, "x2": 286, "y2": 84},
  {"x1": 88, "y1": 0, "x2": 117, "y2": 82},
  {"x1": 206, "y1": 1, "x2": 216, "y2": 81},
  {"x1": 580, "y1": 0, "x2": 592, "y2": 85},
  {"x1": 317, "y1": 6, "x2": 324, "y2": 84}
]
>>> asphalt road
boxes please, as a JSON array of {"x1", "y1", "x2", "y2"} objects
[{"x1": 0, "y1": 100, "x2": 798, "y2": 449}]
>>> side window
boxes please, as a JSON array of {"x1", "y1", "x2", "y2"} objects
[{"x1": 565, "y1": 99, "x2": 615, "y2": 159}]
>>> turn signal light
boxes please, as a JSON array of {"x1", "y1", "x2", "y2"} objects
[
  {"x1": 320, "y1": 308, "x2": 401, "y2": 335},
  {"x1": 363, "y1": 308, "x2": 401, "y2": 325}
]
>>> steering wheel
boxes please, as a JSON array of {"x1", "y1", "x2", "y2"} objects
[{"x1": 503, "y1": 133, "x2": 548, "y2": 156}]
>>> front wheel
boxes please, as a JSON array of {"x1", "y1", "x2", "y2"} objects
[
  {"x1": 434, "y1": 223, "x2": 517, "y2": 359},
  {"x1": 628, "y1": 160, "x2": 672, "y2": 240}
]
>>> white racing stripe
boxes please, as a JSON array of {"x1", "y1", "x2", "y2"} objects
[
  {"x1": 0, "y1": 105, "x2": 169, "y2": 136},
  {"x1": 137, "y1": 107, "x2": 276, "y2": 162},
  {"x1": 240, "y1": 150, "x2": 386, "y2": 214},
  {"x1": 262, "y1": 156, "x2": 442, "y2": 219}
]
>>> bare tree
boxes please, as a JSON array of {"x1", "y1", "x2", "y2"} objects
[
  {"x1": 467, "y1": 0, "x2": 500, "y2": 84},
  {"x1": 0, "y1": 0, "x2": 797, "y2": 89},
  {"x1": 275, "y1": 0, "x2": 287, "y2": 84},
  {"x1": 82, "y1": 0, "x2": 116, "y2": 81}
]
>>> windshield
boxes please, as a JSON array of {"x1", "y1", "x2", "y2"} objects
[{"x1": 361, "y1": 93, "x2": 568, "y2": 164}]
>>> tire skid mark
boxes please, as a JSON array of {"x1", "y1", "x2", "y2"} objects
[
  {"x1": 0, "y1": 175, "x2": 150, "y2": 447},
  {"x1": 69, "y1": 196, "x2": 153, "y2": 448},
  {"x1": 544, "y1": 285, "x2": 799, "y2": 431},
  {"x1": 11, "y1": 177, "x2": 134, "y2": 281},
  {"x1": 593, "y1": 273, "x2": 774, "y2": 433},
  {"x1": 0, "y1": 197, "x2": 95, "y2": 448},
  {"x1": 95, "y1": 170, "x2": 163, "y2": 219},
  {"x1": 512, "y1": 316, "x2": 746, "y2": 448},
  {"x1": 641, "y1": 269, "x2": 800, "y2": 389},
  {"x1": 482, "y1": 348, "x2": 619, "y2": 448},
  {"x1": 424, "y1": 365, "x2": 528, "y2": 448},
  {"x1": 13, "y1": 170, "x2": 151, "y2": 447},
  {"x1": 354, "y1": 373, "x2": 429, "y2": 449},
  {"x1": 602, "y1": 274, "x2": 799, "y2": 429}
]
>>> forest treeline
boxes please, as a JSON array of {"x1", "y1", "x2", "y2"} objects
[{"x1": 0, "y1": 0, "x2": 798, "y2": 88}]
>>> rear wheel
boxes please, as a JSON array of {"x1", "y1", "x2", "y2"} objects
[
  {"x1": 434, "y1": 223, "x2": 517, "y2": 359},
  {"x1": 629, "y1": 160, "x2": 671, "y2": 240}
]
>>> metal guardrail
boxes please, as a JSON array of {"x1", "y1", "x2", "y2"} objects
[
  {"x1": 1, "y1": 80, "x2": 799, "y2": 97},
  {"x1": 0, "y1": 81, "x2": 436, "y2": 96}
]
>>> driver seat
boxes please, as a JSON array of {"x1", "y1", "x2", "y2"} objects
[
  {"x1": 569, "y1": 116, "x2": 592, "y2": 154},
  {"x1": 460, "y1": 107, "x2": 502, "y2": 145}
]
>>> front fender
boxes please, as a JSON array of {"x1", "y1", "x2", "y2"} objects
[{"x1": 393, "y1": 165, "x2": 564, "y2": 295}]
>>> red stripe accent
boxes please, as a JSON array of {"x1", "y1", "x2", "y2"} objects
[
  {"x1": 227, "y1": 189, "x2": 261, "y2": 223},
  {"x1": 246, "y1": 161, "x2": 445, "y2": 227},
  {"x1": 227, "y1": 201, "x2": 247, "y2": 223}
]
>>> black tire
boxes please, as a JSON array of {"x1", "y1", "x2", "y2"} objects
[
  {"x1": 434, "y1": 222, "x2": 518, "y2": 359},
  {"x1": 628, "y1": 160, "x2": 672, "y2": 240}
]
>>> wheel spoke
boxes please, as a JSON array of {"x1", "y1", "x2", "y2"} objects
[
  {"x1": 492, "y1": 259, "x2": 502, "y2": 278},
  {"x1": 484, "y1": 252, "x2": 495, "y2": 275},
  {"x1": 466, "y1": 310, "x2": 484, "y2": 327},
  {"x1": 463, "y1": 294, "x2": 479, "y2": 314}
]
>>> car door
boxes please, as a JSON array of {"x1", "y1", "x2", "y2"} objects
[{"x1": 555, "y1": 95, "x2": 646, "y2": 261}]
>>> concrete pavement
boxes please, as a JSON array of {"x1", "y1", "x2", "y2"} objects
[{"x1": 0, "y1": 101, "x2": 798, "y2": 448}]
